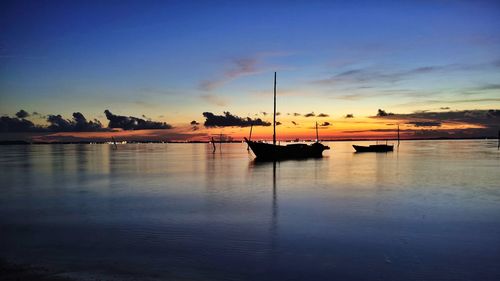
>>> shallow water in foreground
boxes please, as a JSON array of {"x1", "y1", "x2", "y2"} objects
[{"x1": 0, "y1": 140, "x2": 499, "y2": 280}]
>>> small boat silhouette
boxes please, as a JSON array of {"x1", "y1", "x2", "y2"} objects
[
  {"x1": 352, "y1": 125, "x2": 399, "y2": 152},
  {"x1": 245, "y1": 72, "x2": 329, "y2": 160},
  {"x1": 352, "y1": 144, "x2": 393, "y2": 152}
]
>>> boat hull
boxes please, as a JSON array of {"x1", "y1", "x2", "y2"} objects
[
  {"x1": 246, "y1": 138, "x2": 329, "y2": 160},
  {"x1": 353, "y1": 144, "x2": 393, "y2": 152}
]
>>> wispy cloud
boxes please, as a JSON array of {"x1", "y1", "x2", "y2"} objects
[
  {"x1": 199, "y1": 52, "x2": 292, "y2": 91},
  {"x1": 395, "y1": 98, "x2": 500, "y2": 107},
  {"x1": 200, "y1": 94, "x2": 228, "y2": 106},
  {"x1": 312, "y1": 60, "x2": 500, "y2": 87},
  {"x1": 200, "y1": 57, "x2": 260, "y2": 91},
  {"x1": 371, "y1": 109, "x2": 500, "y2": 134},
  {"x1": 312, "y1": 65, "x2": 449, "y2": 86}
]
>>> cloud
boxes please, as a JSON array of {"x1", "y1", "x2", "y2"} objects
[
  {"x1": 293, "y1": 113, "x2": 301, "y2": 116},
  {"x1": 0, "y1": 116, "x2": 45, "y2": 132},
  {"x1": 312, "y1": 64, "x2": 461, "y2": 86},
  {"x1": 15, "y1": 109, "x2": 29, "y2": 118},
  {"x1": 261, "y1": 111, "x2": 268, "y2": 116},
  {"x1": 470, "y1": 83, "x2": 500, "y2": 91},
  {"x1": 200, "y1": 94, "x2": 228, "y2": 106},
  {"x1": 304, "y1": 112, "x2": 315, "y2": 117},
  {"x1": 320, "y1": 122, "x2": 331, "y2": 127},
  {"x1": 104, "y1": 110, "x2": 172, "y2": 130},
  {"x1": 407, "y1": 121, "x2": 441, "y2": 127},
  {"x1": 276, "y1": 121, "x2": 282, "y2": 126},
  {"x1": 1, "y1": 112, "x2": 104, "y2": 133},
  {"x1": 373, "y1": 109, "x2": 500, "y2": 136},
  {"x1": 47, "y1": 112, "x2": 104, "y2": 132},
  {"x1": 440, "y1": 107, "x2": 450, "y2": 110},
  {"x1": 395, "y1": 98, "x2": 500, "y2": 108},
  {"x1": 317, "y1": 113, "x2": 329, "y2": 117},
  {"x1": 376, "y1": 109, "x2": 394, "y2": 116},
  {"x1": 345, "y1": 114, "x2": 354, "y2": 118},
  {"x1": 190, "y1": 120, "x2": 200, "y2": 131},
  {"x1": 203, "y1": 112, "x2": 271, "y2": 127},
  {"x1": 291, "y1": 121, "x2": 298, "y2": 125},
  {"x1": 200, "y1": 57, "x2": 261, "y2": 91},
  {"x1": 199, "y1": 51, "x2": 295, "y2": 91}
]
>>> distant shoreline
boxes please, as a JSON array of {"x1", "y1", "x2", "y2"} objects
[{"x1": 0, "y1": 137, "x2": 498, "y2": 145}]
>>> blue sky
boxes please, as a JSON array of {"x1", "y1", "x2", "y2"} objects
[{"x1": 1, "y1": 0, "x2": 499, "y2": 140}]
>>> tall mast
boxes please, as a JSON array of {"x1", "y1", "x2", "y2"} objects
[
  {"x1": 273, "y1": 72, "x2": 277, "y2": 146},
  {"x1": 316, "y1": 122, "x2": 319, "y2": 142}
]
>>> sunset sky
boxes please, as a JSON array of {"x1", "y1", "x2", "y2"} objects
[{"x1": 1, "y1": 1, "x2": 499, "y2": 141}]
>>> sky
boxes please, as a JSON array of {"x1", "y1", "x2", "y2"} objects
[{"x1": 1, "y1": 0, "x2": 499, "y2": 142}]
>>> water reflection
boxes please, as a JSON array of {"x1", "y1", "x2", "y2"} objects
[{"x1": 0, "y1": 141, "x2": 499, "y2": 281}]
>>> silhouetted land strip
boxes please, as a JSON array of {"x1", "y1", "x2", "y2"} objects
[{"x1": 1, "y1": 137, "x2": 499, "y2": 145}]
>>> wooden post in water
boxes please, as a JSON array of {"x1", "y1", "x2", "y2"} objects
[
  {"x1": 111, "y1": 137, "x2": 118, "y2": 150},
  {"x1": 397, "y1": 124, "x2": 400, "y2": 147},
  {"x1": 273, "y1": 72, "x2": 277, "y2": 146},
  {"x1": 219, "y1": 133, "x2": 222, "y2": 152},
  {"x1": 211, "y1": 137, "x2": 216, "y2": 153}
]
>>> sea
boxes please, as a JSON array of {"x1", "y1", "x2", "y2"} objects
[{"x1": 0, "y1": 140, "x2": 499, "y2": 281}]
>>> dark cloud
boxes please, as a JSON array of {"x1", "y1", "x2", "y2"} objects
[
  {"x1": 190, "y1": 120, "x2": 200, "y2": 131},
  {"x1": 293, "y1": 113, "x2": 301, "y2": 116},
  {"x1": 47, "y1": 112, "x2": 104, "y2": 132},
  {"x1": 203, "y1": 112, "x2": 271, "y2": 127},
  {"x1": 320, "y1": 122, "x2": 331, "y2": 127},
  {"x1": 0, "y1": 116, "x2": 45, "y2": 132},
  {"x1": 276, "y1": 121, "x2": 282, "y2": 126},
  {"x1": 376, "y1": 109, "x2": 394, "y2": 117},
  {"x1": 1, "y1": 112, "x2": 104, "y2": 133},
  {"x1": 72, "y1": 112, "x2": 103, "y2": 131},
  {"x1": 261, "y1": 111, "x2": 268, "y2": 116},
  {"x1": 276, "y1": 112, "x2": 281, "y2": 116},
  {"x1": 104, "y1": 110, "x2": 172, "y2": 130},
  {"x1": 407, "y1": 121, "x2": 441, "y2": 127},
  {"x1": 317, "y1": 113, "x2": 329, "y2": 117},
  {"x1": 291, "y1": 121, "x2": 298, "y2": 126},
  {"x1": 15, "y1": 109, "x2": 29, "y2": 118},
  {"x1": 304, "y1": 112, "x2": 315, "y2": 117},
  {"x1": 440, "y1": 107, "x2": 450, "y2": 110},
  {"x1": 373, "y1": 109, "x2": 500, "y2": 136},
  {"x1": 345, "y1": 114, "x2": 354, "y2": 118}
]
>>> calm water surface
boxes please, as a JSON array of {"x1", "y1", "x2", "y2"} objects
[{"x1": 1, "y1": 140, "x2": 499, "y2": 280}]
